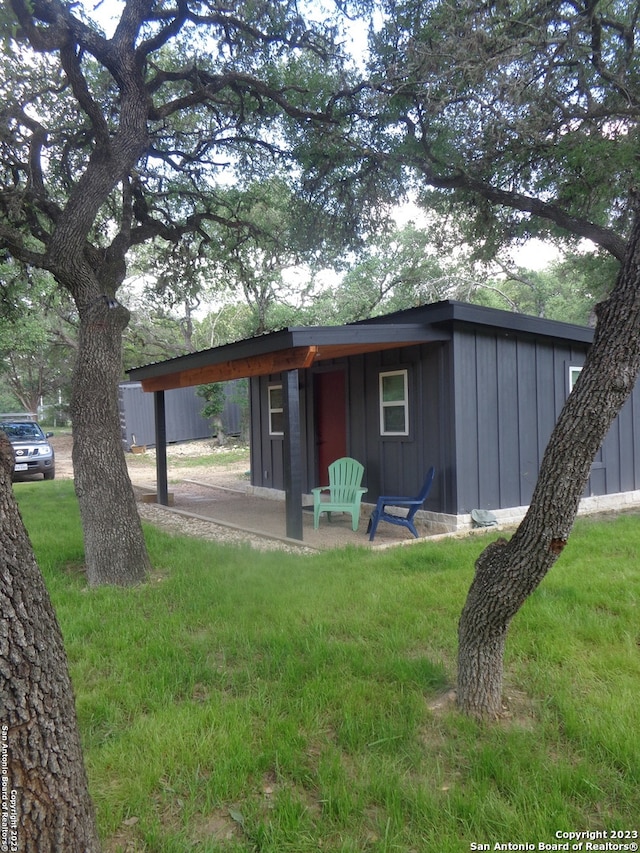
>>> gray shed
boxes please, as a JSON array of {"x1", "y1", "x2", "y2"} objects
[{"x1": 119, "y1": 380, "x2": 244, "y2": 450}]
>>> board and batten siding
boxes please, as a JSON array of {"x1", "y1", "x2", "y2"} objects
[
  {"x1": 250, "y1": 373, "x2": 293, "y2": 492},
  {"x1": 599, "y1": 381, "x2": 640, "y2": 496},
  {"x1": 450, "y1": 325, "x2": 633, "y2": 514},
  {"x1": 356, "y1": 343, "x2": 452, "y2": 512}
]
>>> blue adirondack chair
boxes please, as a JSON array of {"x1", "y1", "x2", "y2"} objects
[
  {"x1": 312, "y1": 457, "x2": 367, "y2": 531},
  {"x1": 367, "y1": 467, "x2": 436, "y2": 541}
]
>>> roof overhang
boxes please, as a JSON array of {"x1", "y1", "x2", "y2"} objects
[{"x1": 128, "y1": 323, "x2": 450, "y2": 392}]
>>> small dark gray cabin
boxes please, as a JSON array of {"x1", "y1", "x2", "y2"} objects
[{"x1": 128, "y1": 300, "x2": 640, "y2": 538}]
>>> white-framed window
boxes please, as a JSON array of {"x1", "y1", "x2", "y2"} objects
[
  {"x1": 268, "y1": 384, "x2": 284, "y2": 435},
  {"x1": 569, "y1": 365, "x2": 582, "y2": 393},
  {"x1": 379, "y1": 369, "x2": 409, "y2": 436}
]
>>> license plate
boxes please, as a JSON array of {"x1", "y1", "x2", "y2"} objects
[{"x1": 14, "y1": 463, "x2": 28, "y2": 471}]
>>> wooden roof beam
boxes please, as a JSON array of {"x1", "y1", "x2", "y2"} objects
[
  {"x1": 313, "y1": 340, "x2": 425, "y2": 361},
  {"x1": 140, "y1": 346, "x2": 319, "y2": 392}
]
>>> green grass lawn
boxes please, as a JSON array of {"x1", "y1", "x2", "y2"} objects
[{"x1": 16, "y1": 480, "x2": 640, "y2": 852}]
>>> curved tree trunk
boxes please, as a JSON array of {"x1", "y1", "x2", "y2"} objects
[
  {"x1": 0, "y1": 433, "x2": 101, "y2": 851},
  {"x1": 457, "y1": 201, "x2": 640, "y2": 717},
  {"x1": 71, "y1": 296, "x2": 151, "y2": 587}
]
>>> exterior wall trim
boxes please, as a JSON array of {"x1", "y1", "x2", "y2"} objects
[{"x1": 416, "y1": 489, "x2": 640, "y2": 533}]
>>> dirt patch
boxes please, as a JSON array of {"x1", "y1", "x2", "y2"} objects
[
  {"x1": 49, "y1": 433, "x2": 74, "y2": 478},
  {"x1": 49, "y1": 433, "x2": 249, "y2": 488}
]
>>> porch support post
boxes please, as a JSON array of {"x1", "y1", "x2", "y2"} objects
[
  {"x1": 283, "y1": 369, "x2": 303, "y2": 540},
  {"x1": 154, "y1": 390, "x2": 169, "y2": 506}
]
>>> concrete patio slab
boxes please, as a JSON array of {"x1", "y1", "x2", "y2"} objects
[{"x1": 134, "y1": 478, "x2": 432, "y2": 551}]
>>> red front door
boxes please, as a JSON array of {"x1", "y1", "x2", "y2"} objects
[{"x1": 314, "y1": 370, "x2": 347, "y2": 485}]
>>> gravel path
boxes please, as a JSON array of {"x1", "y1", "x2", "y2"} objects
[{"x1": 135, "y1": 502, "x2": 316, "y2": 553}]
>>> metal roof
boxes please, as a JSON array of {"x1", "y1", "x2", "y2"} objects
[{"x1": 357, "y1": 299, "x2": 594, "y2": 343}]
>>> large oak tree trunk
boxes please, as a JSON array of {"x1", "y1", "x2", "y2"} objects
[
  {"x1": 40, "y1": 31, "x2": 153, "y2": 587},
  {"x1": 457, "y1": 202, "x2": 640, "y2": 717},
  {"x1": 0, "y1": 433, "x2": 101, "y2": 851},
  {"x1": 71, "y1": 296, "x2": 151, "y2": 587}
]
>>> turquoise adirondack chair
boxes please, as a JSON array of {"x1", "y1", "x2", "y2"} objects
[{"x1": 312, "y1": 457, "x2": 367, "y2": 531}]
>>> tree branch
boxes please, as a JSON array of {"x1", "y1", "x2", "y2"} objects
[
  {"x1": 58, "y1": 43, "x2": 111, "y2": 149},
  {"x1": 413, "y1": 160, "x2": 628, "y2": 261},
  {"x1": 148, "y1": 68, "x2": 342, "y2": 124},
  {"x1": 0, "y1": 223, "x2": 49, "y2": 269}
]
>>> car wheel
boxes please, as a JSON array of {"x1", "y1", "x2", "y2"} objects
[{"x1": 44, "y1": 470, "x2": 55, "y2": 480}]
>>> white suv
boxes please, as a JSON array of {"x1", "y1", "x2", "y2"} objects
[{"x1": 0, "y1": 421, "x2": 56, "y2": 480}]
